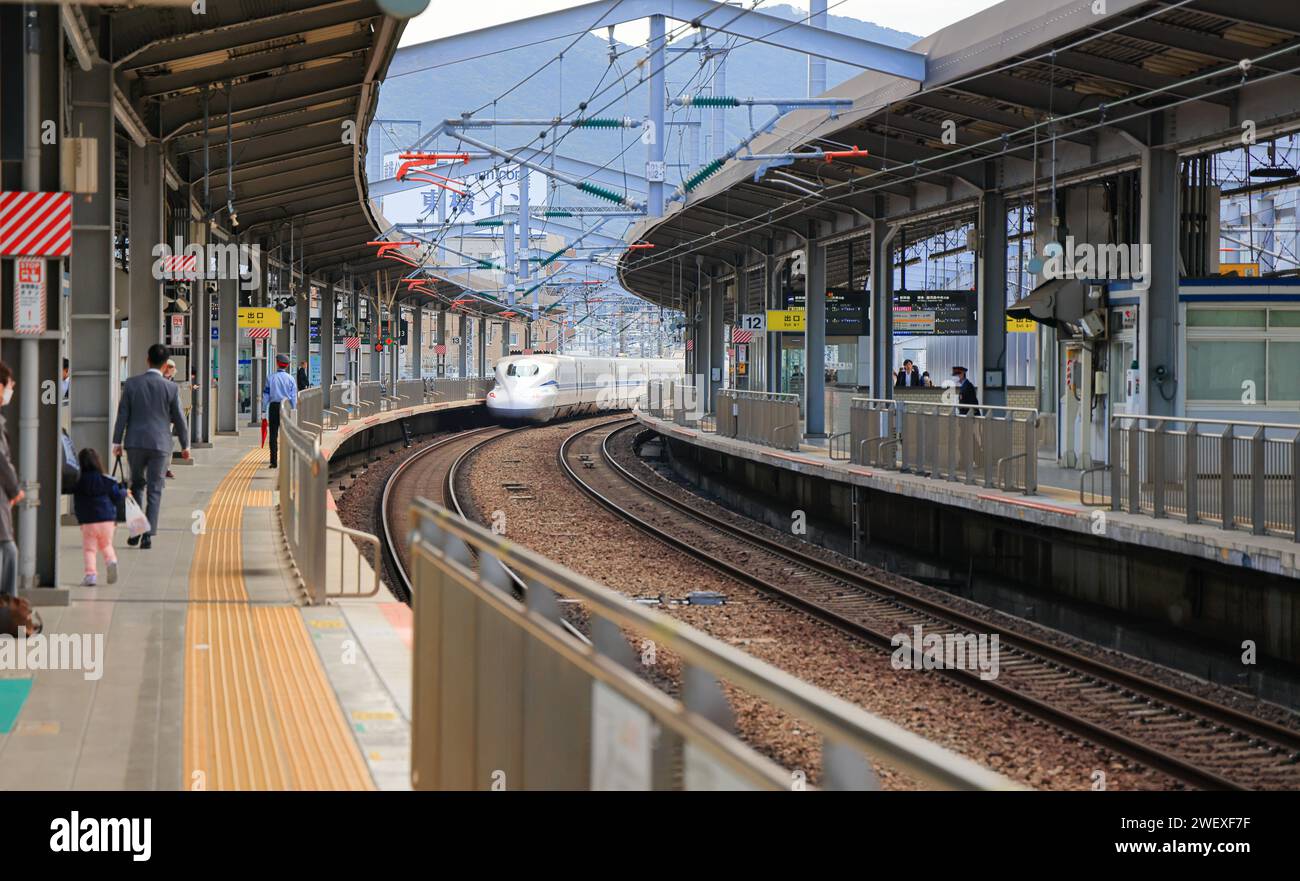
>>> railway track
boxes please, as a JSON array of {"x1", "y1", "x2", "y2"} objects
[
  {"x1": 560, "y1": 418, "x2": 1300, "y2": 791},
  {"x1": 379, "y1": 425, "x2": 515, "y2": 599}
]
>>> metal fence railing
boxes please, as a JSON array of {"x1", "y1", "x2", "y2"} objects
[
  {"x1": 1110, "y1": 415, "x2": 1300, "y2": 541},
  {"x1": 297, "y1": 387, "x2": 324, "y2": 434},
  {"x1": 845, "y1": 398, "x2": 899, "y2": 467},
  {"x1": 277, "y1": 374, "x2": 496, "y2": 603},
  {"x1": 899, "y1": 402, "x2": 1040, "y2": 494},
  {"x1": 716, "y1": 389, "x2": 802, "y2": 451},
  {"x1": 357, "y1": 380, "x2": 384, "y2": 416},
  {"x1": 278, "y1": 416, "x2": 329, "y2": 604},
  {"x1": 408, "y1": 497, "x2": 1017, "y2": 791}
]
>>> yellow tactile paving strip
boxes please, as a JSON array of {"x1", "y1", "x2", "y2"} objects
[{"x1": 183, "y1": 448, "x2": 374, "y2": 790}]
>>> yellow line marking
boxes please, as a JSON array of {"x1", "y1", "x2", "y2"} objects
[{"x1": 183, "y1": 447, "x2": 374, "y2": 790}]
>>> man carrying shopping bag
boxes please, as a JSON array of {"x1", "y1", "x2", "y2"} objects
[{"x1": 112, "y1": 344, "x2": 190, "y2": 550}]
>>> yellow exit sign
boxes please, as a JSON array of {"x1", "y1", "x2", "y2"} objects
[
  {"x1": 238, "y1": 307, "x2": 282, "y2": 329},
  {"x1": 1006, "y1": 316, "x2": 1037, "y2": 333},
  {"x1": 766, "y1": 308, "x2": 805, "y2": 332}
]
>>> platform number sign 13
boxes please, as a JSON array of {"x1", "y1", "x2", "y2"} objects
[{"x1": 740, "y1": 314, "x2": 766, "y2": 333}]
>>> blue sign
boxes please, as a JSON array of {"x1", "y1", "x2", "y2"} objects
[
  {"x1": 238, "y1": 358, "x2": 251, "y2": 365},
  {"x1": 309, "y1": 353, "x2": 321, "y2": 386},
  {"x1": 211, "y1": 327, "x2": 219, "y2": 340}
]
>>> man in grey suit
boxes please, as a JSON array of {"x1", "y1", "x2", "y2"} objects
[{"x1": 112, "y1": 343, "x2": 191, "y2": 550}]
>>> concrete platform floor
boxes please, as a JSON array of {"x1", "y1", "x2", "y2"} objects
[{"x1": 0, "y1": 427, "x2": 412, "y2": 791}]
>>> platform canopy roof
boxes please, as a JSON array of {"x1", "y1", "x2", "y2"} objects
[
  {"x1": 100, "y1": 0, "x2": 409, "y2": 277},
  {"x1": 618, "y1": 0, "x2": 1300, "y2": 306}
]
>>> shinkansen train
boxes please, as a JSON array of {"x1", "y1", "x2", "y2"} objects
[{"x1": 486, "y1": 354, "x2": 683, "y2": 423}]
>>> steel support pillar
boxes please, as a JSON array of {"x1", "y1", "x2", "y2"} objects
[
  {"x1": 1141, "y1": 145, "x2": 1180, "y2": 416},
  {"x1": 295, "y1": 273, "x2": 309, "y2": 379},
  {"x1": 978, "y1": 189, "x2": 1008, "y2": 408},
  {"x1": 6, "y1": 3, "x2": 64, "y2": 589},
  {"x1": 70, "y1": 60, "x2": 117, "y2": 467},
  {"x1": 708, "y1": 273, "x2": 724, "y2": 411},
  {"x1": 808, "y1": 0, "x2": 828, "y2": 96},
  {"x1": 870, "y1": 221, "x2": 895, "y2": 399},
  {"x1": 191, "y1": 218, "x2": 212, "y2": 445},
  {"x1": 458, "y1": 314, "x2": 467, "y2": 377},
  {"x1": 128, "y1": 141, "x2": 164, "y2": 380},
  {"x1": 766, "y1": 246, "x2": 780, "y2": 393},
  {"x1": 320, "y1": 282, "x2": 334, "y2": 404},
  {"x1": 436, "y1": 309, "x2": 447, "y2": 376},
  {"x1": 648, "y1": 15, "x2": 667, "y2": 217},
  {"x1": 477, "y1": 316, "x2": 487, "y2": 377},
  {"x1": 411, "y1": 302, "x2": 422, "y2": 379},
  {"x1": 247, "y1": 238, "x2": 266, "y2": 427},
  {"x1": 217, "y1": 244, "x2": 238, "y2": 434},
  {"x1": 805, "y1": 231, "x2": 827, "y2": 437}
]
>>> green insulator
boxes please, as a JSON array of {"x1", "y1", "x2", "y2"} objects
[
  {"x1": 474, "y1": 219, "x2": 504, "y2": 227},
  {"x1": 577, "y1": 181, "x2": 626, "y2": 205},
  {"x1": 689, "y1": 95, "x2": 739, "y2": 108},
  {"x1": 571, "y1": 118, "x2": 623, "y2": 128},
  {"x1": 684, "y1": 158, "x2": 725, "y2": 192},
  {"x1": 476, "y1": 260, "x2": 496, "y2": 270},
  {"x1": 543, "y1": 210, "x2": 573, "y2": 218}
]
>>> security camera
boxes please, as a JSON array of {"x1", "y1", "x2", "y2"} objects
[{"x1": 206, "y1": 281, "x2": 219, "y2": 294}]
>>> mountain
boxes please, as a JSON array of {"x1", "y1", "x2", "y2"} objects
[{"x1": 375, "y1": 4, "x2": 919, "y2": 178}]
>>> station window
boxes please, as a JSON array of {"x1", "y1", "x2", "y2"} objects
[
  {"x1": 506, "y1": 362, "x2": 539, "y2": 377},
  {"x1": 1186, "y1": 305, "x2": 1300, "y2": 404}
]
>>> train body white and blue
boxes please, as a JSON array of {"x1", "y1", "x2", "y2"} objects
[{"x1": 486, "y1": 354, "x2": 683, "y2": 423}]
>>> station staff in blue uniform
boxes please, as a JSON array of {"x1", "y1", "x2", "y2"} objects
[{"x1": 264, "y1": 353, "x2": 298, "y2": 468}]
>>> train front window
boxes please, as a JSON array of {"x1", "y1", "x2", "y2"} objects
[{"x1": 506, "y1": 362, "x2": 540, "y2": 377}]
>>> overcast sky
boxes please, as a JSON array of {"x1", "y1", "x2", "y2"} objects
[{"x1": 397, "y1": 1, "x2": 1003, "y2": 48}]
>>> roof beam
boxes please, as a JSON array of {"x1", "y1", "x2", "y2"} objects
[{"x1": 390, "y1": 0, "x2": 925, "y2": 81}]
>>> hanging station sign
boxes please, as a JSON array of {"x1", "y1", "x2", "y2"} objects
[{"x1": 238, "y1": 307, "x2": 282, "y2": 329}]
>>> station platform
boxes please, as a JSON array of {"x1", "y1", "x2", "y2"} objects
[
  {"x1": 0, "y1": 408, "x2": 433, "y2": 791},
  {"x1": 636, "y1": 412, "x2": 1300, "y2": 581}
]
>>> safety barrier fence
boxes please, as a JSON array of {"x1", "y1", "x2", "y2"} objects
[
  {"x1": 278, "y1": 378, "x2": 495, "y2": 602},
  {"x1": 839, "y1": 398, "x2": 899, "y2": 466},
  {"x1": 1108, "y1": 415, "x2": 1300, "y2": 541},
  {"x1": 898, "y1": 402, "x2": 1041, "y2": 495},
  {"x1": 278, "y1": 417, "x2": 329, "y2": 604},
  {"x1": 357, "y1": 380, "x2": 384, "y2": 416},
  {"x1": 640, "y1": 379, "x2": 709, "y2": 429},
  {"x1": 396, "y1": 379, "x2": 425, "y2": 408},
  {"x1": 297, "y1": 387, "x2": 324, "y2": 434},
  {"x1": 716, "y1": 389, "x2": 802, "y2": 452},
  {"x1": 408, "y1": 497, "x2": 1015, "y2": 791}
]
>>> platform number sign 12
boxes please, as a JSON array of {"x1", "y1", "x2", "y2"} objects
[{"x1": 740, "y1": 313, "x2": 766, "y2": 333}]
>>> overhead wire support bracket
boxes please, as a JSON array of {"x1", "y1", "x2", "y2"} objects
[
  {"x1": 395, "y1": 152, "x2": 482, "y2": 195},
  {"x1": 451, "y1": 130, "x2": 645, "y2": 212},
  {"x1": 447, "y1": 116, "x2": 642, "y2": 130}
]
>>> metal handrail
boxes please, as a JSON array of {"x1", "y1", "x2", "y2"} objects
[
  {"x1": 325, "y1": 522, "x2": 382, "y2": 599},
  {"x1": 828, "y1": 431, "x2": 852, "y2": 461},
  {"x1": 409, "y1": 497, "x2": 1018, "y2": 791}
]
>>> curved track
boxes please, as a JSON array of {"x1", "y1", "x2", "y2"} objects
[
  {"x1": 560, "y1": 418, "x2": 1300, "y2": 791},
  {"x1": 379, "y1": 426, "x2": 515, "y2": 599}
]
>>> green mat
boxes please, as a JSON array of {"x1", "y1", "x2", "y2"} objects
[{"x1": 0, "y1": 678, "x2": 33, "y2": 733}]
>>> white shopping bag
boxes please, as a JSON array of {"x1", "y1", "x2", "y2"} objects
[{"x1": 124, "y1": 493, "x2": 151, "y2": 538}]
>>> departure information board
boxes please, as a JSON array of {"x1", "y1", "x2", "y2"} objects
[
  {"x1": 780, "y1": 287, "x2": 868, "y2": 336},
  {"x1": 892, "y1": 290, "x2": 978, "y2": 336}
]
